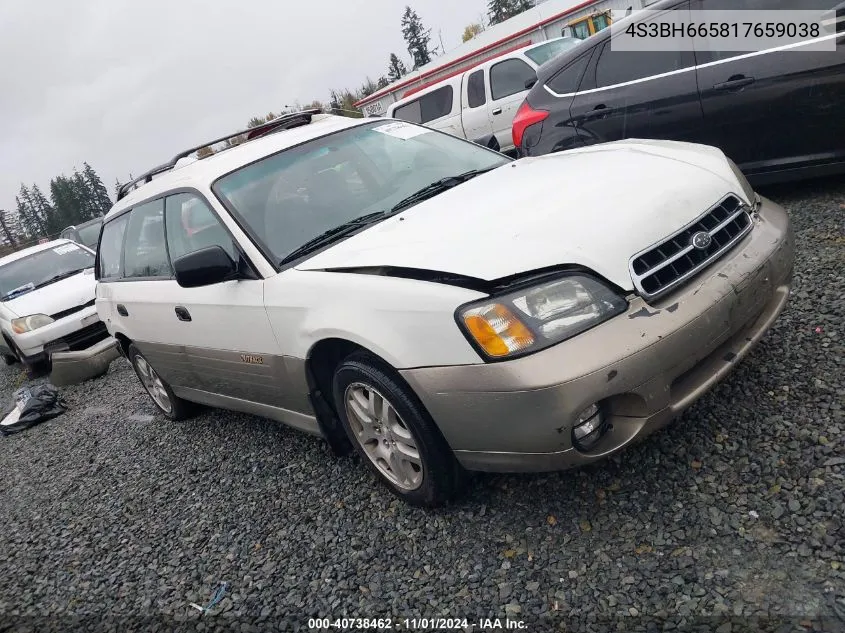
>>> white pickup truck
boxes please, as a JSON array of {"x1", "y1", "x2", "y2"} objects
[{"x1": 386, "y1": 37, "x2": 581, "y2": 154}]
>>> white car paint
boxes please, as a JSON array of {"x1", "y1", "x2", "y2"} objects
[
  {"x1": 297, "y1": 140, "x2": 748, "y2": 289},
  {"x1": 99, "y1": 115, "x2": 752, "y2": 373},
  {"x1": 0, "y1": 240, "x2": 100, "y2": 359},
  {"x1": 387, "y1": 37, "x2": 582, "y2": 153}
]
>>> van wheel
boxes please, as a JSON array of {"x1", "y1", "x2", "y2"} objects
[
  {"x1": 332, "y1": 352, "x2": 464, "y2": 507},
  {"x1": 2, "y1": 353, "x2": 16, "y2": 366},
  {"x1": 128, "y1": 344, "x2": 193, "y2": 420}
]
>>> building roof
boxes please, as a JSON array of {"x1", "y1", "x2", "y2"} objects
[{"x1": 355, "y1": 0, "x2": 602, "y2": 107}]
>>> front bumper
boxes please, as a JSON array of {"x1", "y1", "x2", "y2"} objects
[
  {"x1": 400, "y1": 196, "x2": 794, "y2": 472},
  {"x1": 49, "y1": 336, "x2": 121, "y2": 387},
  {"x1": 13, "y1": 306, "x2": 108, "y2": 359}
]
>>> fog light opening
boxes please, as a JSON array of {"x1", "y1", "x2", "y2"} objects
[{"x1": 572, "y1": 403, "x2": 607, "y2": 452}]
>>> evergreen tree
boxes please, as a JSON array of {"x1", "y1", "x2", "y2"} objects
[
  {"x1": 359, "y1": 77, "x2": 378, "y2": 99},
  {"x1": 387, "y1": 53, "x2": 408, "y2": 83},
  {"x1": 17, "y1": 185, "x2": 47, "y2": 237},
  {"x1": 488, "y1": 0, "x2": 533, "y2": 25},
  {"x1": 0, "y1": 211, "x2": 18, "y2": 247},
  {"x1": 82, "y1": 163, "x2": 112, "y2": 215},
  {"x1": 377, "y1": 76, "x2": 390, "y2": 89},
  {"x1": 15, "y1": 194, "x2": 40, "y2": 239},
  {"x1": 30, "y1": 184, "x2": 57, "y2": 234},
  {"x1": 401, "y1": 7, "x2": 434, "y2": 69}
]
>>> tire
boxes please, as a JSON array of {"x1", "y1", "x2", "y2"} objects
[
  {"x1": 2, "y1": 353, "x2": 17, "y2": 366},
  {"x1": 128, "y1": 344, "x2": 194, "y2": 420},
  {"x1": 332, "y1": 351, "x2": 464, "y2": 507}
]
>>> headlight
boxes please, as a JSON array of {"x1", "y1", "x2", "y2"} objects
[
  {"x1": 456, "y1": 274, "x2": 627, "y2": 360},
  {"x1": 11, "y1": 314, "x2": 54, "y2": 334},
  {"x1": 726, "y1": 158, "x2": 756, "y2": 207}
]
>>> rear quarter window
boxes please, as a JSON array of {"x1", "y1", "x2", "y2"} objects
[
  {"x1": 98, "y1": 214, "x2": 129, "y2": 280},
  {"x1": 545, "y1": 51, "x2": 592, "y2": 95},
  {"x1": 393, "y1": 86, "x2": 455, "y2": 125}
]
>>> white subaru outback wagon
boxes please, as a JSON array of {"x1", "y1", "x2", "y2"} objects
[{"x1": 96, "y1": 110, "x2": 793, "y2": 506}]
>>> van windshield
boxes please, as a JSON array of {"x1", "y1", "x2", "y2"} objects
[
  {"x1": 0, "y1": 243, "x2": 95, "y2": 301},
  {"x1": 213, "y1": 121, "x2": 509, "y2": 264},
  {"x1": 525, "y1": 37, "x2": 581, "y2": 66}
]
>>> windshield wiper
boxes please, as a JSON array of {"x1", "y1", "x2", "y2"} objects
[
  {"x1": 279, "y1": 212, "x2": 388, "y2": 265},
  {"x1": 33, "y1": 268, "x2": 88, "y2": 289},
  {"x1": 390, "y1": 167, "x2": 497, "y2": 214}
]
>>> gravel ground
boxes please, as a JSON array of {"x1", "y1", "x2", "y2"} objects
[{"x1": 0, "y1": 179, "x2": 843, "y2": 633}]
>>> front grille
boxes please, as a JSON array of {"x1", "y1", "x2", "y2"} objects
[
  {"x1": 630, "y1": 195, "x2": 753, "y2": 299},
  {"x1": 50, "y1": 299, "x2": 95, "y2": 321},
  {"x1": 59, "y1": 321, "x2": 108, "y2": 351}
]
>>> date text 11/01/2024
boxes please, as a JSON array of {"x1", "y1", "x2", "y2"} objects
[{"x1": 307, "y1": 617, "x2": 528, "y2": 630}]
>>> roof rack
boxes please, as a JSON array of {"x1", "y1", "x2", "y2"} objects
[{"x1": 116, "y1": 108, "x2": 323, "y2": 201}]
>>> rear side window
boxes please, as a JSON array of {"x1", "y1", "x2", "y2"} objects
[
  {"x1": 467, "y1": 70, "x2": 486, "y2": 108},
  {"x1": 393, "y1": 100, "x2": 422, "y2": 124},
  {"x1": 165, "y1": 193, "x2": 237, "y2": 263},
  {"x1": 420, "y1": 86, "x2": 454, "y2": 122},
  {"x1": 546, "y1": 52, "x2": 592, "y2": 95},
  {"x1": 393, "y1": 86, "x2": 454, "y2": 125},
  {"x1": 123, "y1": 199, "x2": 171, "y2": 279},
  {"x1": 98, "y1": 215, "x2": 129, "y2": 280},
  {"x1": 490, "y1": 59, "x2": 536, "y2": 100},
  {"x1": 595, "y1": 45, "x2": 688, "y2": 87}
]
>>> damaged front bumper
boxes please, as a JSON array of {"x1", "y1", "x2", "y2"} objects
[
  {"x1": 400, "y1": 196, "x2": 794, "y2": 472},
  {"x1": 49, "y1": 336, "x2": 121, "y2": 387}
]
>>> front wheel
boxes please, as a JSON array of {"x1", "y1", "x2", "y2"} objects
[
  {"x1": 128, "y1": 344, "x2": 194, "y2": 420},
  {"x1": 333, "y1": 352, "x2": 464, "y2": 507}
]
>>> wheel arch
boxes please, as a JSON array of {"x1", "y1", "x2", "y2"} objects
[{"x1": 304, "y1": 336, "x2": 446, "y2": 457}]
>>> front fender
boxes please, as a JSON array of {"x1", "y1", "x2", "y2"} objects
[{"x1": 264, "y1": 269, "x2": 487, "y2": 368}]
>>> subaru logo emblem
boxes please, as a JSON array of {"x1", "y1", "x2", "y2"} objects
[{"x1": 691, "y1": 231, "x2": 712, "y2": 250}]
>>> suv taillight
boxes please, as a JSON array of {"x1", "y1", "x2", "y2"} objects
[{"x1": 512, "y1": 101, "x2": 549, "y2": 150}]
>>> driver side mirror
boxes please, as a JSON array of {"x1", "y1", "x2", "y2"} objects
[
  {"x1": 525, "y1": 76, "x2": 538, "y2": 90},
  {"x1": 173, "y1": 245, "x2": 239, "y2": 288}
]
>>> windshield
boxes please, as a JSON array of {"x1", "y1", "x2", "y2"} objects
[
  {"x1": 76, "y1": 221, "x2": 103, "y2": 248},
  {"x1": 525, "y1": 37, "x2": 581, "y2": 66},
  {"x1": 0, "y1": 243, "x2": 95, "y2": 301},
  {"x1": 213, "y1": 120, "x2": 509, "y2": 263}
]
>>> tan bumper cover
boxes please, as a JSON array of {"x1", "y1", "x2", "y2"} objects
[{"x1": 401, "y1": 197, "x2": 794, "y2": 472}]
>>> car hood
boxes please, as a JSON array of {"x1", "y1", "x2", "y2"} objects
[
  {"x1": 2, "y1": 269, "x2": 96, "y2": 318},
  {"x1": 296, "y1": 139, "x2": 750, "y2": 291}
]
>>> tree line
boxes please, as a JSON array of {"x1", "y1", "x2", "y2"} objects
[
  {"x1": 238, "y1": 1, "x2": 536, "y2": 132},
  {"x1": 0, "y1": 163, "x2": 112, "y2": 251}
]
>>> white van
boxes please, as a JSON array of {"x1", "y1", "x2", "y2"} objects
[{"x1": 386, "y1": 37, "x2": 582, "y2": 154}]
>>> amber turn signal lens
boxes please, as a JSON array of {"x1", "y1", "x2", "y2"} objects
[{"x1": 462, "y1": 304, "x2": 535, "y2": 357}]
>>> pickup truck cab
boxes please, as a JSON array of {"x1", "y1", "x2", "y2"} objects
[{"x1": 387, "y1": 37, "x2": 581, "y2": 154}]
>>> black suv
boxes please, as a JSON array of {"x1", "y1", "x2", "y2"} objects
[{"x1": 515, "y1": 0, "x2": 845, "y2": 184}]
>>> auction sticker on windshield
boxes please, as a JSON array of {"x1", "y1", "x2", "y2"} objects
[
  {"x1": 372, "y1": 121, "x2": 429, "y2": 140},
  {"x1": 53, "y1": 243, "x2": 79, "y2": 255}
]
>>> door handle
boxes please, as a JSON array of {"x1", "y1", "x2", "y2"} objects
[
  {"x1": 492, "y1": 107, "x2": 503, "y2": 115},
  {"x1": 591, "y1": 104, "x2": 612, "y2": 119},
  {"x1": 174, "y1": 306, "x2": 192, "y2": 322},
  {"x1": 116, "y1": 304, "x2": 128, "y2": 317},
  {"x1": 714, "y1": 75, "x2": 755, "y2": 91}
]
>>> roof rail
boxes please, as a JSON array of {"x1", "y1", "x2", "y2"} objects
[{"x1": 116, "y1": 108, "x2": 323, "y2": 201}]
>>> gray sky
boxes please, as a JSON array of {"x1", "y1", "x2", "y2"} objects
[{"x1": 0, "y1": 0, "x2": 488, "y2": 217}]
